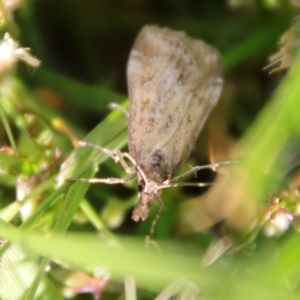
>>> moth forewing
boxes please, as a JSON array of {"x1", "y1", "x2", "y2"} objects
[{"x1": 127, "y1": 25, "x2": 223, "y2": 194}]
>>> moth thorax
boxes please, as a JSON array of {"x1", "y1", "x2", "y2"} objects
[{"x1": 137, "y1": 149, "x2": 170, "y2": 183}]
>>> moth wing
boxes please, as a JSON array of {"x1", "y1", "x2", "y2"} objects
[
  {"x1": 167, "y1": 38, "x2": 223, "y2": 173},
  {"x1": 127, "y1": 25, "x2": 222, "y2": 180}
]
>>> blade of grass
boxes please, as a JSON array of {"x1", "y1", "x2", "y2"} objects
[
  {"x1": 0, "y1": 100, "x2": 17, "y2": 153},
  {"x1": 236, "y1": 54, "x2": 300, "y2": 201},
  {"x1": 0, "y1": 221, "x2": 299, "y2": 300}
]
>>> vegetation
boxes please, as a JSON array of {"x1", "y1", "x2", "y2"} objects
[{"x1": 0, "y1": 1, "x2": 300, "y2": 299}]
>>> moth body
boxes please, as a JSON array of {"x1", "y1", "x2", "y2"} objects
[{"x1": 127, "y1": 25, "x2": 223, "y2": 221}]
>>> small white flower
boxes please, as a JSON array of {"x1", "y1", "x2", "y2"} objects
[
  {"x1": 0, "y1": 33, "x2": 40, "y2": 79},
  {"x1": 264, "y1": 211, "x2": 291, "y2": 237}
]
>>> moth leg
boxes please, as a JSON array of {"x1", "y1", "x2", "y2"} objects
[
  {"x1": 108, "y1": 102, "x2": 129, "y2": 118},
  {"x1": 161, "y1": 182, "x2": 211, "y2": 189},
  {"x1": 70, "y1": 172, "x2": 136, "y2": 185},
  {"x1": 148, "y1": 196, "x2": 165, "y2": 239},
  {"x1": 145, "y1": 235, "x2": 162, "y2": 253},
  {"x1": 144, "y1": 197, "x2": 165, "y2": 252},
  {"x1": 78, "y1": 141, "x2": 135, "y2": 174},
  {"x1": 111, "y1": 150, "x2": 136, "y2": 174},
  {"x1": 169, "y1": 160, "x2": 237, "y2": 183}
]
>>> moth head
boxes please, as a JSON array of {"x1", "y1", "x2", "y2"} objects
[{"x1": 131, "y1": 179, "x2": 162, "y2": 222}]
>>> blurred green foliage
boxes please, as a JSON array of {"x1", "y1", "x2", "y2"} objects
[{"x1": 0, "y1": 0, "x2": 300, "y2": 299}]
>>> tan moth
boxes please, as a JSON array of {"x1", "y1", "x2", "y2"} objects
[{"x1": 77, "y1": 25, "x2": 225, "y2": 234}]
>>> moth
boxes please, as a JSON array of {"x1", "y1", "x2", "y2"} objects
[{"x1": 78, "y1": 25, "x2": 224, "y2": 233}]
